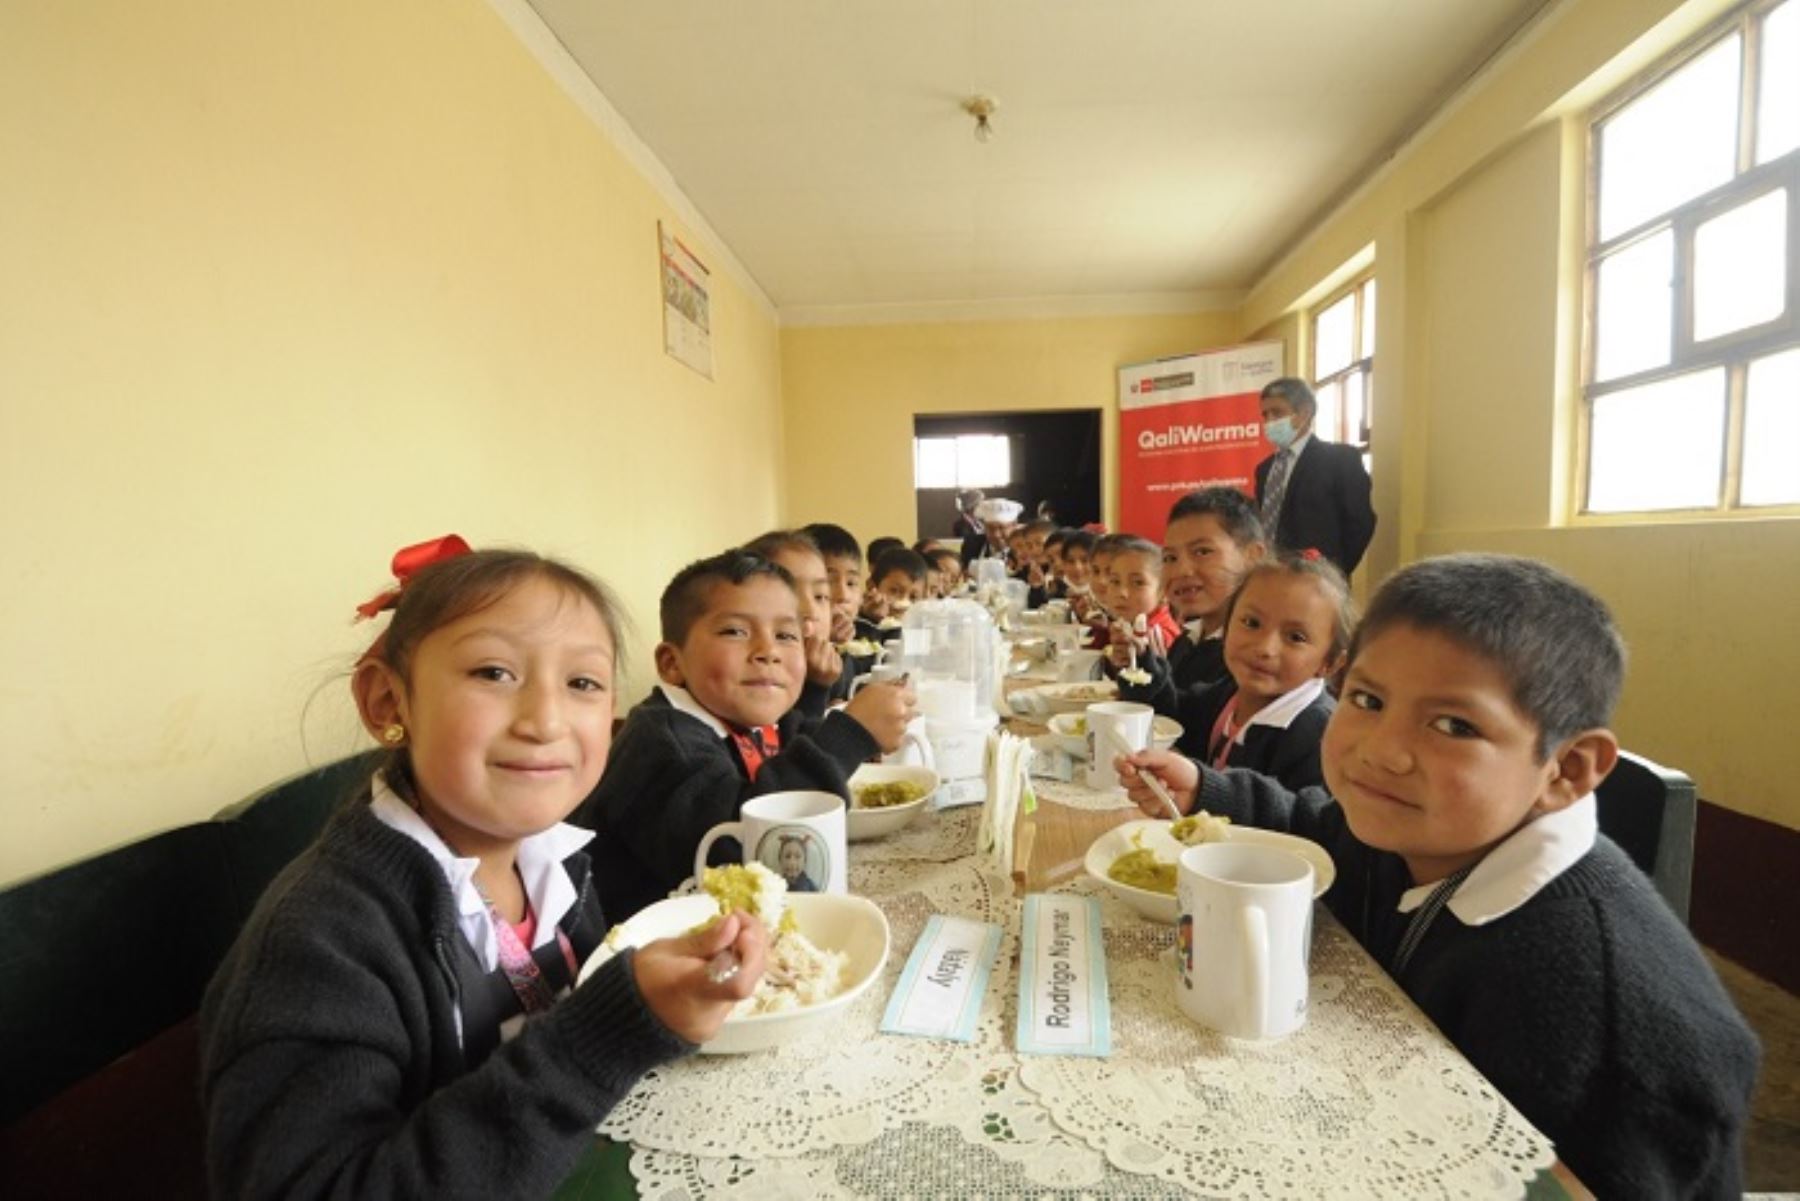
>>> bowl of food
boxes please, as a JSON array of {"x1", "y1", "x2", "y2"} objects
[
  {"x1": 1084, "y1": 816, "x2": 1336, "y2": 923},
  {"x1": 1044, "y1": 712, "x2": 1183, "y2": 759},
  {"x1": 580, "y1": 874, "x2": 891, "y2": 1054},
  {"x1": 846, "y1": 764, "x2": 938, "y2": 840},
  {"x1": 1012, "y1": 679, "x2": 1119, "y2": 717}
]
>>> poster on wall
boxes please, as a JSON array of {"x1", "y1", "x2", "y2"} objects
[
  {"x1": 1116, "y1": 341, "x2": 1283, "y2": 538},
  {"x1": 659, "y1": 222, "x2": 712, "y2": 379}
]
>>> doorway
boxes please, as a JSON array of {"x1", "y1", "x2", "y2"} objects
[{"x1": 913, "y1": 410, "x2": 1102, "y2": 540}]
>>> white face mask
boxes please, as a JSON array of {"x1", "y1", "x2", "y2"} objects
[{"x1": 1264, "y1": 416, "x2": 1299, "y2": 449}]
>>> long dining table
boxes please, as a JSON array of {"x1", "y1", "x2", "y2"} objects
[{"x1": 554, "y1": 684, "x2": 1587, "y2": 1200}]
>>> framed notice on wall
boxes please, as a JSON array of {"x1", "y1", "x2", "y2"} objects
[
  {"x1": 659, "y1": 222, "x2": 712, "y2": 379},
  {"x1": 1116, "y1": 341, "x2": 1283, "y2": 538}
]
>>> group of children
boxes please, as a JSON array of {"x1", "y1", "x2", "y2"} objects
[{"x1": 198, "y1": 499, "x2": 1761, "y2": 1199}]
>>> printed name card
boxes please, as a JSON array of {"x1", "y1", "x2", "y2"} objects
[
  {"x1": 880, "y1": 915, "x2": 1002, "y2": 1042},
  {"x1": 1015, "y1": 894, "x2": 1111, "y2": 1057}
]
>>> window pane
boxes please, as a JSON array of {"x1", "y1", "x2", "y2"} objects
[
  {"x1": 1587, "y1": 369, "x2": 1726, "y2": 511},
  {"x1": 914, "y1": 438, "x2": 956, "y2": 488},
  {"x1": 1315, "y1": 293, "x2": 1356, "y2": 378},
  {"x1": 1694, "y1": 189, "x2": 1790, "y2": 341},
  {"x1": 957, "y1": 434, "x2": 1012, "y2": 488},
  {"x1": 1598, "y1": 34, "x2": 1741, "y2": 240},
  {"x1": 1758, "y1": 0, "x2": 1800, "y2": 164},
  {"x1": 1594, "y1": 229, "x2": 1674, "y2": 381},
  {"x1": 1742, "y1": 347, "x2": 1800, "y2": 506},
  {"x1": 1361, "y1": 279, "x2": 1377, "y2": 356},
  {"x1": 1313, "y1": 378, "x2": 1342, "y2": 443}
]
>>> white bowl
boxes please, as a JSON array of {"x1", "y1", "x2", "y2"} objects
[
  {"x1": 1084, "y1": 819, "x2": 1337, "y2": 924},
  {"x1": 579, "y1": 892, "x2": 891, "y2": 1054},
  {"x1": 1044, "y1": 712, "x2": 1183, "y2": 759},
  {"x1": 846, "y1": 764, "x2": 938, "y2": 840},
  {"x1": 1018, "y1": 679, "x2": 1119, "y2": 716}
]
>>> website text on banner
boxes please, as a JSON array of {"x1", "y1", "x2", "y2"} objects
[{"x1": 1116, "y1": 342, "x2": 1283, "y2": 538}]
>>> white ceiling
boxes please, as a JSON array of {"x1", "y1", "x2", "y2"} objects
[{"x1": 525, "y1": 0, "x2": 1550, "y2": 321}]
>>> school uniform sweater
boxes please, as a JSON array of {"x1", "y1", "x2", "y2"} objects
[
  {"x1": 200, "y1": 801, "x2": 689, "y2": 1201},
  {"x1": 1190, "y1": 767, "x2": 1760, "y2": 1200},
  {"x1": 1116, "y1": 629, "x2": 1227, "y2": 715},
  {"x1": 1168, "y1": 677, "x2": 1334, "y2": 791},
  {"x1": 575, "y1": 688, "x2": 879, "y2": 920}
]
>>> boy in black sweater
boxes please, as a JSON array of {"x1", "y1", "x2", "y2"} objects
[
  {"x1": 576, "y1": 550, "x2": 914, "y2": 920},
  {"x1": 1119, "y1": 554, "x2": 1758, "y2": 1199}
]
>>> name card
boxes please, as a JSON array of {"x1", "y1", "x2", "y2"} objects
[
  {"x1": 880, "y1": 915, "x2": 1002, "y2": 1042},
  {"x1": 1015, "y1": 894, "x2": 1111, "y2": 1057}
]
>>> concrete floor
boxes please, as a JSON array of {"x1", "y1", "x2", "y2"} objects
[{"x1": 1711, "y1": 952, "x2": 1800, "y2": 1192}]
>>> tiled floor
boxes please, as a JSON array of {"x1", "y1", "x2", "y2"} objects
[{"x1": 1710, "y1": 952, "x2": 1800, "y2": 1192}]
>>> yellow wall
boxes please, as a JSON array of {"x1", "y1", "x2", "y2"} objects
[
  {"x1": 0, "y1": 0, "x2": 784, "y2": 883},
  {"x1": 781, "y1": 311, "x2": 1239, "y2": 541},
  {"x1": 1230, "y1": 0, "x2": 1799, "y2": 830}
]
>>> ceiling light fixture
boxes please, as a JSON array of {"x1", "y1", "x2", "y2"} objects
[{"x1": 962, "y1": 95, "x2": 998, "y2": 143}]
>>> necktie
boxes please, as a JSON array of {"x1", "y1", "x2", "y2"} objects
[
  {"x1": 729, "y1": 724, "x2": 782, "y2": 780},
  {"x1": 1262, "y1": 450, "x2": 1293, "y2": 532}
]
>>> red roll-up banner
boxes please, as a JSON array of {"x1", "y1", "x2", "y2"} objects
[{"x1": 1116, "y1": 341, "x2": 1283, "y2": 539}]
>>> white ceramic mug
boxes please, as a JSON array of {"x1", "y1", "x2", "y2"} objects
[
  {"x1": 1175, "y1": 843, "x2": 1314, "y2": 1040},
  {"x1": 1084, "y1": 701, "x2": 1153, "y2": 791},
  {"x1": 693, "y1": 791, "x2": 848, "y2": 895}
]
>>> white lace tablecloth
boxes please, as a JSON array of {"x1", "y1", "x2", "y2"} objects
[
  {"x1": 601, "y1": 858, "x2": 1555, "y2": 1199},
  {"x1": 1030, "y1": 776, "x2": 1139, "y2": 814}
]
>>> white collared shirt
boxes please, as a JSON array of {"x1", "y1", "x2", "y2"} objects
[
  {"x1": 1183, "y1": 619, "x2": 1223, "y2": 646},
  {"x1": 1220, "y1": 676, "x2": 1326, "y2": 749},
  {"x1": 657, "y1": 681, "x2": 734, "y2": 740},
  {"x1": 1396, "y1": 794, "x2": 1598, "y2": 926},
  {"x1": 368, "y1": 773, "x2": 595, "y2": 972}
]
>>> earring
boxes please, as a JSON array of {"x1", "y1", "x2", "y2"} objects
[{"x1": 381, "y1": 722, "x2": 406, "y2": 745}]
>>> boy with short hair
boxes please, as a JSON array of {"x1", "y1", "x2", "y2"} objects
[
  {"x1": 870, "y1": 546, "x2": 929, "y2": 621},
  {"x1": 743, "y1": 529, "x2": 843, "y2": 710},
  {"x1": 1121, "y1": 488, "x2": 1268, "y2": 710},
  {"x1": 925, "y1": 546, "x2": 962, "y2": 598},
  {"x1": 1120, "y1": 554, "x2": 1758, "y2": 1198},
  {"x1": 577, "y1": 550, "x2": 915, "y2": 921}
]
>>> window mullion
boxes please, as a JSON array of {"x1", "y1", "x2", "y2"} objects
[{"x1": 1721, "y1": 362, "x2": 1750, "y2": 509}]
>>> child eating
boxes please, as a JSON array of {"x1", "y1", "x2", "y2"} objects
[
  {"x1": 576, "y1": 549, "x2": 914, "y2": 920},
  {"x1": 1119, "y1": 554, "x2": 1759, "y2": 1197},
  {"x1": 1158, "y1": 551, "x2": 1350, "y2": 790},
  {"x1": 1101, "y1": 535, "x2": 1184, "y2": 675},
  {"x1": 202, "y1": 540, "x2": 768, "y2": 1199}
]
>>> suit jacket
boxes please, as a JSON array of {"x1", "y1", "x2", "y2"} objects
[{"x1": 1254, "y1": 436, "x2": 1376, "y2": 575}]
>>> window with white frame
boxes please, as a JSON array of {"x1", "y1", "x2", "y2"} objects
[
  {"x1": 912, "y1": 434, "x2": 1012, "y2": 489},
  {"x1": 1311, "y1": 275, "x2": 1376, "y2": 457},
  {"x1": 1583, "y1": 0, "x2": 1800, "y2": 513}
]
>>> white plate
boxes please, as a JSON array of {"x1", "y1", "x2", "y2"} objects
[
  {"x1": 1044, "y1": 712, "x2": 1182, "y2": 759},
  {"x1": 846, "y1": 764, "x2": 938, "y2": 840},
  {"x1": 579, "y1": 892, "x2": 891, "y2": 1054},
  {"x1": 1083, "y1": 819, "x2": 1336, "y2": 924}
]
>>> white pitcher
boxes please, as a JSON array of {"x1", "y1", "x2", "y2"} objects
[{"x1": 1175, "y1": 842, "x2": 1314, "y2": 1040}]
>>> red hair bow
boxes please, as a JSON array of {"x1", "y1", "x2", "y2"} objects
[
  {"x1": 353, "y1": 534, "x2": 472, "y2": 621},
  {"x1": 1300, "y1": 548, "x2": 1323, "y2": 562}
]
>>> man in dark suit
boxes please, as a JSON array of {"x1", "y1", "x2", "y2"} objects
[{"x1": 1253, "y1": 378, "x2": 1376, "y2": 575}]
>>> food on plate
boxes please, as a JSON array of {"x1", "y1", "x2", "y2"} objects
[
  {"x1": 1106, "y1": 848, "x2": 1178, "y2": 894},
  {"x1": 853, "y1": 780, "x2": 928, "y2": 809},
  {"x1": 1055, "y1": 682, "x2": 1115, "y2": 701},
  {"x1": 877, "y1": 616, "x2": 904, "y2": 630},
  {"x1": 838, "y1": 638, "x2": 881, "y2": 657},
  {"x1": 1170, "y1": 811, "x2": 1232, "y2": 846},
  {"x1": 1118, "y1": 667, "x2": 1152, "y2": 685},
  {"x1": 697, "y1": 864, "x2": 848, "y2": 1016}
]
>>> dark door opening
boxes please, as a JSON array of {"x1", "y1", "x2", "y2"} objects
[{"x1": 913, "y1": 410, "x2": 1102, "y2": 540}]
